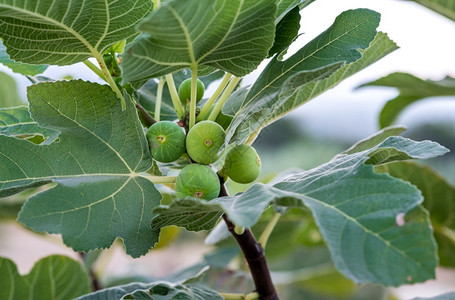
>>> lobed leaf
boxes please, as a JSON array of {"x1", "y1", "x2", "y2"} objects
[
  {"x1": 359, "y1": 72, "x2": 455, "y2": 128},
  {"x1": 268, "y1": 6, "x2": 301, "y2": 58},
  {"x1": 121, "y1": 0, "x2": 277, "y2": 84},
  {"x1": 0, "y1": 255, "x2": 90, "y2": 300},
  {"x1": 376, "y1": 161, "x2": 455, "y2": 268},
  {"x1": 412, "y1": 292, "x2": 455, "y2": 300},
  {"x1": 226, "y1": 10, "x2": 396, "y2": 145},
  {"x1": 0, "y1": 0, "x2": 152, "y2": 65},
  {"x1": 0, "y1": 80, "x2": 161, "y2": 257},
  {"x1": 153, "y1": 136, "x2": 449, "y2": 286},
  {"x1": 0, "y1": 106, "x2": 59, "y2": 143}
]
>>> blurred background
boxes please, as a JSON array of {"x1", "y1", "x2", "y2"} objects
[{"x1": 1, "y1": 0, "x2": 454, "y2": 299}]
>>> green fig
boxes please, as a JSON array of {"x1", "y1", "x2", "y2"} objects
[
  {"x1": 178, "y1": 78, "x2": 205, "y2": 105},
  {"x1": 146, "y1": 121, "x2": 185, "y2": 163},
  {"x1": 186, "y1": 120, "x2": 225, "y2": 164},
  {"x1": 223, "y1": 144, "x2": 261, "y2": 184},
  {"x1": 175, "y1": 164, "x2": 220, "y2": 200}
]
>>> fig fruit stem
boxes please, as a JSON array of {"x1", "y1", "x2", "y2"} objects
[
  {"x1": 83, "y1": 59, "x2": 106, "y2": 81},
  {"x1": 219, "y1": 178, "x2": 279, "y2": 300},
  {"x1": 165, "y1": 74, "x2": 185, "y2": 119},
  {"x1": 155, "y1": 77, "x2": 165, "y2": 122},
  {"x1": 208, "y1": 77, "x2": 241, "y2": 122},
  {"x1": 197, "y1": 72, "x2": 232, "y2": 121},
  {"x1": 189, "y1": 65, "x2": 198, "y2": 129},
  {"x1": 139, "y1": 174, "x2": 177, "y2": 184},
  {"x1": 220, "y1": 292, "x2": 259, "y2": 300},
  {"x1": 94, "y1": 53, "x2": 126, "y2": 109},
  {"x1": 258, "y1": 212, "x2": 281, "y2": 250}
]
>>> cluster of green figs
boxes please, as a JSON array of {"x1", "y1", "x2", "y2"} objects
[{"x1": 146, "y1": 78, "x2": 261, "y2": 200}]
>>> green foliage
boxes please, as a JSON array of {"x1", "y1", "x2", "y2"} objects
[
  {"x1": 225, "y1": 10, "x2": 395, "y2": 144},
  {"x1": 0, "y1": 41, "x2": 48, "y2": 76},
  {"x1": 0, "y1": 71, "x2": 22, "y2": 107},
  {"x1": 152, "y1": 136, "x2": 448, "y2": 286},
  {"x1": 376, "y1": 161, "x2": 455, "y2": 268},
  {"x1": 0, "y1": 0, "x2": 152, "y2": 65},
  {"x1": 122, "y1": 0, "x2": 277, "y2": 84},
  {"x1": 0, "y1": 80, "x2": 161, "y2": 257},
  {"x1": 360, "y1": 72, "x2": 455, "y2": 128},
  {"x1": 0, "y1": 106, "x2": 59, "y2": 143},
  {"x1": 0, "y1": 255, "x2": 91, "y2": 299},
  {"x1": 0, "y1": 0, "x2": 452, "y2": 298}
]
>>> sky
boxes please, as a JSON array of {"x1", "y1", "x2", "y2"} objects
[{"x1": 2, "y1": 0, "x2": 455, "y2": 143}]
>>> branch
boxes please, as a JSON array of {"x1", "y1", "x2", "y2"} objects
[
  {"x1": 136, "y1": 101, "x2": 157, "y2": 127},
  {"x1": 218, "y1": 179, "x2": 279, "y2": 300}
]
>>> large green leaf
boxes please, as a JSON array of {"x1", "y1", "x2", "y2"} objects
[
  {"x1": 0, "y1": 255, "x2": 90, "y2": 300},
  {"x1": 376, "y1": 161, "x2": 455, "y2": 268},
  {"x1": 121, "y1": 0, "x2": 277, "y2": 84},
  {"x1": 77, "y1": 282, "x2": 223, "y2": 300},
  {"x1": 409, "y1": 0, "x2": 455, "y2": 21},
  {"x1": 0, "y1": 40, "x2": 48, "y2": 75},
  {"x1": 0, "y1": 80, "x2": 161, "y2": 257},
  {"x1": 0, "y1": 0, "x2": 152, "y2": 65},
  {"x1": 226, "y1": 10, "x2": 396, "y2": 145},
  {"x1": 359, "y1": 72, "x2": 455, "y2": 128},
  {"x1": 152, "y1": 136, "x2": 448, "y2": 286},
  {"x1": 0, "y1": 106, "x2": 59, "y2": 143},
  {"x1": 0, "y1": 71, "x2": 22, "y2": 107}
]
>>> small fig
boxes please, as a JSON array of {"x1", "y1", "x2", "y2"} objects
[
  {"x1": 178, "y1": 78, "x2": 205, "y2": 104},
  {"x1": 223, "y1": 144, "x2": 261, "y2": 184},
  {"x1": 186, "y1": 120, "x2": 225, "y2": 164},
  {"x1": 146, "y1": 121, "x2": 185, "y2": 163},
  {"x1": 175, "y1": 164, "x2": 220, "y2": 200}
]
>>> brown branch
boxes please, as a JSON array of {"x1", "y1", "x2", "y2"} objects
[
  {"x1": 218, "y1": 179, "x2": 279, "y2": 300},
  {"x1": 136, "y1": 101, "x2": 157, "y2": 127}
]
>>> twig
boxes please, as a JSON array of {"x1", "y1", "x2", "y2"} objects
[{"x1": 218, "y1": 178, "x2": 279, "y2": 300}]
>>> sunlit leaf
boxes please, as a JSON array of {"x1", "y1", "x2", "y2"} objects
[
  {"x1": 226, "y1": 10, "x2": 396, "y2": 145},
  {"x1": 0, "y1": 41, "x2": 48, "y2": 75},
  {"x1": 0, "y1": 80, "x2": 161, "y2": 257},
  {"x1": 122, "y1": 0, "x2": 276, "y2": 84},
  {"x1": 0, "y1": 71, "x2": 22, "y2": 107},
  {"x1": 0, "y1": 0, "x2": 153, "y2": 65},
  {"x1": 0, "y1": 106, "x2": 59, "y2": 143}
]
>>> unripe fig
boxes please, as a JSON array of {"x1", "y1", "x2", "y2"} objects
[
  {"x1": 146, "y1": 121, "x2": 185, "y2": 163},
  {"x1": 223, "y1": 144, "x2": 261, "y2": 184},
  {"x1": 175, "y1": 164, "x2": 220, "y2": 200},
  {"x1": 186, "y1": 120, "x2": 225, "y2": 164},
  {"x1": 178, "y1": 78, "x2": 205, "y2": 104}
]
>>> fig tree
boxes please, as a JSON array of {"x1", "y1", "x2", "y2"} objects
[
  {"x1": 223, "y1": 144, "x2": 261, "y2": 184},
  {"x1": 186, "y1": 120, "x2": 225, "y2": 164},
  {"x1": 175, "y1": 164, "x2": 220, "y2": 200},
  {"x1": 146, "y1": 121, "x2": 185, "y2": 163},
  {"x1": 178, "y1": 78, "x2": 205, "y2": 104}
]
